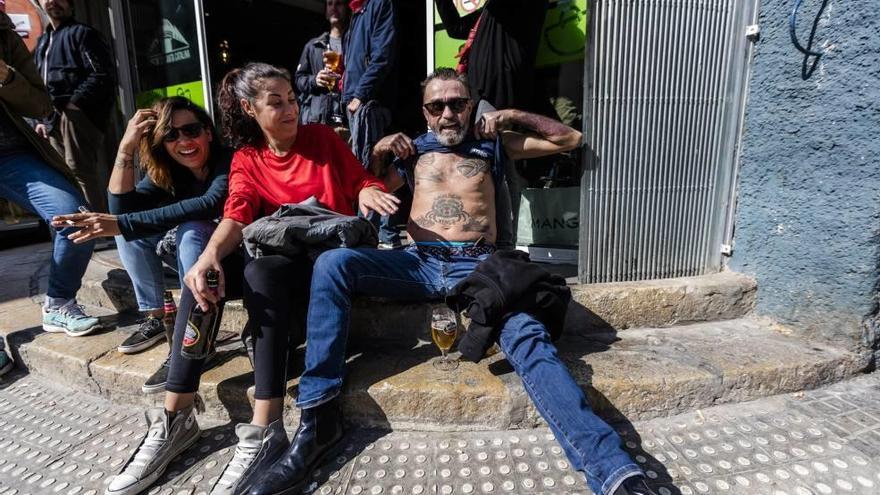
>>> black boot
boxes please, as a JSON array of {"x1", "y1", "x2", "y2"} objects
[
  {"x1": 614, "y1": 476, "x2": 659, "y2": 495},
  {"x1": 247, "y1": 399, "x2": 344, "y2": 495}
]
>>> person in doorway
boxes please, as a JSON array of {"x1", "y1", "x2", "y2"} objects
[
  {"x1": 0, "y1": 11, "x2": 100, "y2": 340},
  {"x1": 33, "y1": 0, "x2": 116, "y2": 213},
  {"x1": 51, "y1": 96, "x2": 230, "y2": 393},
  {"x1": 246, "y1": 68, "x2": 658, "y2": 495},
  {"x1": 103, "y1": 62, "x2": 398, "y2": 495},
  {"x1": 344, "y1": 0, "x2": 404, "y2": 247},
  {"x1": 295, "y1": 0, "x2": 350, "y2": 128}
]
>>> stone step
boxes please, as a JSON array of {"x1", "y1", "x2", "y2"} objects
[
  {"x1": 78, "y1": 249, "x2": 758, "y2": 337},
  {"x1": 4, "y1": 301, "x2": 868, "y2": 430}
]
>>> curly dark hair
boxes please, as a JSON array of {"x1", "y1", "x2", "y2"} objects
[{"x1": 217, "y1": 62, "x2": 292, "y2": 149}]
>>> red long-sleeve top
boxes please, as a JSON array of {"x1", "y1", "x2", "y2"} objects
[{"x1": 223, "y1": 124, "x2": 385, "y2": 225}]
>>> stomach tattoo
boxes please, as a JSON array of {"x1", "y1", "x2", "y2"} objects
[{"x1": 414, "y1": 194, "x2": 489, "y2": 232}]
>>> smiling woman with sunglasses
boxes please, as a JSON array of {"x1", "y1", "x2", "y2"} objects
[{"x1": 52, "y1": 96, "x2": 230, "y2": 369}]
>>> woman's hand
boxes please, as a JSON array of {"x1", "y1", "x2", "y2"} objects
[
  {"x1": 119, "y1": 109, "x2": 157, "y2": 156},
  {"x1": 184, "y1": 253, "x2": 225, "y2": 311},
  {"x1": 358, "y1": 186, "x2": 400, "y2": 217},
  {"x1": 50, "y1": 212, "x2": 120, "y2": 243}
]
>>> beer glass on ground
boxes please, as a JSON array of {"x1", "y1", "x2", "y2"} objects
[{"x1": 431, "y1": 306, "x2": 460, "y2": 371}]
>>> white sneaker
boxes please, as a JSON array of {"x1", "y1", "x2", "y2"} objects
[
  {"x1": 106, "y1": 406, "x2": 200, "y2": 495},
  {"x1": 211, "y1": 420, "x2": 289, "y2": 494}
]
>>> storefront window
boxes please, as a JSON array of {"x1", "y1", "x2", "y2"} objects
[{"x1": 126, "y1": 0, "x2": 205, "y2": 108}]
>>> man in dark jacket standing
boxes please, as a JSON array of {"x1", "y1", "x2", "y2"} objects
[
  {"x1": 0, "y1": 10, "x2": 100, "y2": 344},
  {"x1": 343, "y1": 0, "x2": 406, "y2": 247},
  {"x1": 295, "y1": 0, "x2": 350, "y2": 127},
  {"x1": 34, "y1": 0, "x2": 116, "y2": 213}
]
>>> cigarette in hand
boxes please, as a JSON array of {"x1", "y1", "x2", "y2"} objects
[{"x1": 66, "y1": 206, "x2": 91, "y2": 225}]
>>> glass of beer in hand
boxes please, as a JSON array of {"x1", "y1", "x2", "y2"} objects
[
  {"x1": 431, "y1": 306, "x2": 460, "y2": 371},
  {"x1": 323, "y1": 50, "x2": 341, "y2": 91}
]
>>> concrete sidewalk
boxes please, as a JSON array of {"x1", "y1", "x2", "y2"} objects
[{"x1": 0, "y1": 368, "x2": 878, "y2": 494}]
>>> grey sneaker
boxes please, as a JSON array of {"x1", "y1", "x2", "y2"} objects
[
  {"x1": 211, "y1": 420, "x2": 289, "y2": 494},
  {"x1": 0, "y1": 349, "x2": 13, "y2": 377},
  {"x1": 42, "y1": 300, "x2": 101, "y2": 337},
  {"x1": 106, "y1": 406, "x2": 200, "y2": 495},
  {"x1": 118, "y1": 316, "x2": 166, "y2": 354}
]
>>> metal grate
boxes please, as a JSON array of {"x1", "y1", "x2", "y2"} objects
[{"x1": 579, "y1": 0, "x2": 758, "y2": 283}]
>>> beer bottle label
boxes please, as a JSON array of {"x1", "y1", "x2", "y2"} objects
[{"x1": 182, "y1": 320, "x2": 201, "y2": 348}]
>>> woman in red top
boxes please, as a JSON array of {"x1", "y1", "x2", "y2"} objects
[{"x1": 106, "y1": 63, "x2": 399, "y2": 495}]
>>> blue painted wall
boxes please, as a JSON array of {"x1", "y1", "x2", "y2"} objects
[{"x1": 729, "y1": 0, "x2": 880, "y2": 353}]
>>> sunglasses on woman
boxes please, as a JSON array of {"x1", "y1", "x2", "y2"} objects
[
  {"x1": 423, "y1": 97, "x2": 470, "y2": 116},
  {"x1": 162, "y1": 122, "x2": 206, "y2": 143}
]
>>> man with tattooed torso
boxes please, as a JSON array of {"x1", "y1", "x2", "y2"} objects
[{"x1": 249, "y1": 68, "x2": 657, "y2": 495}]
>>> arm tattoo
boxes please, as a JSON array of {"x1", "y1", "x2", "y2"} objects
[
  {"x1": 510, "y1": 110, "x2": 579, "y2": 143},
  {"x1": 414, "y1": 153, "x2": 444, "y2": 183},
  {"x1": 114, "y1": 155, "x2": 134, "y2": 169},
  {"x1": 414, "y1": 194, "x2": 490, "y2": 232},
  {"x1": 456, "y1": 158, "x2": 489, "y2": 178}
]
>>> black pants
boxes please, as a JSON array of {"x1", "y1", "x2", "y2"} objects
[
  {"x1": 164, "y1": 252, "x2": 313, "y2": 399},
  {"x1": 165, "y1": 252, "x2": 245, "y2": 394}
]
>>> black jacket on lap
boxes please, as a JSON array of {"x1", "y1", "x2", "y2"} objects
[{"x1": 446, "y1": 250, "x2": 571, "y2": 363}]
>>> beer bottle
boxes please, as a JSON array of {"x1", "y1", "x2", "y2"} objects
[
  {"x1": 181, "y1": 270, "x2": 221, "y2": 360},
  {"x1": 162, "y1": 290, "x2": 177, "y2": 347}
]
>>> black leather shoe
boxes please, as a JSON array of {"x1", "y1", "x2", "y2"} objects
[
  {"x1": 247, "y1": 399, "x2": 344, "y2": 495},
  {"x1": 614, "y1": 476, "x2": 659, "y2": 495}
]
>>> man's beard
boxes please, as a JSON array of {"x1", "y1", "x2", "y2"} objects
[{"x1": 435, "y1": 123, "x2": 468, "y2": 146}]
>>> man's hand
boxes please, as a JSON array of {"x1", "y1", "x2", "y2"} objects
[
  {"x1": 34, "y1": 124, "x2": 49, "y2": 139},
  {"x1": 474, "y1": 110, "x2": 513, "y2": 140},
  {"x1": 358, "y1": 186, "x2": 400, "y2": 217},
  {"x1": 370, "y1": 133, "x2": 415, "y2": 176},
  {"x1": 185, "y1": 253, "x2": 225, "y2": 311},
  {"x1": 315, "y1": 69, "x2": 340, "y2": 90},
  {"x1": 374, "y1": 132, "x2": 415, "y2": 160},
  {"x1": 347, "y1": 97, "x2": 362, "y2": 114},
  {"x1": 50, "y1": 212, "x2": 121, "y2": 243}
]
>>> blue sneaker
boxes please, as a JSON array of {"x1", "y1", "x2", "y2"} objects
[
  {"x1": 42, "y1": 300, "x2": 101, "y2": 337},
  {"x1": 0, "y1": 349, "x2": 13, "y2": 377}
]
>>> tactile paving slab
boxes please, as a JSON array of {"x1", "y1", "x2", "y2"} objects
[{"x1": 0, "y1": 371, "x2": 879, "y2": 494}]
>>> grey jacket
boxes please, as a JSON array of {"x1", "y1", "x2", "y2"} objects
[{"x1": 242, "y1": 198, "x2": 378, "y2": 259}]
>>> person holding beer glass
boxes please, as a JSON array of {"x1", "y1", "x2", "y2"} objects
[
  {"x1": 295, "y1": 0, "x2": 349, "y2": 127},
  {"x1": 104, "y1": 62, "x2": 398, "y2": 495}
]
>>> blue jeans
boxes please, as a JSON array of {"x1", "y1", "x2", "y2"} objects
[
  {"x1": 297, "y1": 246, "x2": 643, "y2": 495},
  {"x1": 0, "y1": 151, "x2": 94, "y2": 300},
  {"x1": 115, "y1": 221, "x2": 216, "y2": 311}
]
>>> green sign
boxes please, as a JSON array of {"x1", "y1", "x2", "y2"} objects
[
  {"x1": 433, "y1": 0, "x2": 588, "y2": 69},
  {"x1": 135, "y1": 80, "x2": 205, "y2": 110}
]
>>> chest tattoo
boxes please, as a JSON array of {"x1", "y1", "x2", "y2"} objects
[
  {"x1": 456, "y1": 158, "x2": 490, "y2": 179},
  {"x1": 414, "y1": 153, "x2": 443, "y2": 183},
  {"x1": 414, "y1": 194, "x2": 490, "y2": 233}
]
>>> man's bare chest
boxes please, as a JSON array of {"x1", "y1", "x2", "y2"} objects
[{"x1": 413, "y1": 152, "x2": 492, "y2": 186}]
